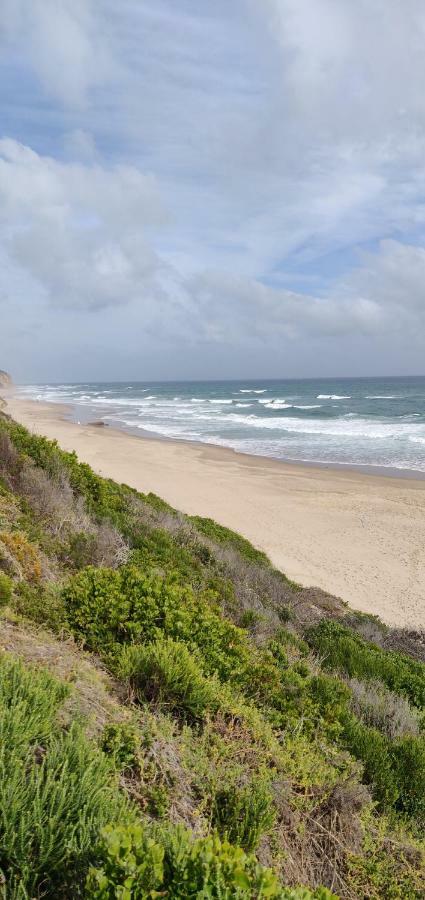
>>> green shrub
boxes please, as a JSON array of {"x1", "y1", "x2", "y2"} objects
[
  {"x1": 391, "y1": 735, "x2": 425, "y2": 824},
  {"x1": 66, "y1": 531, "x2": 99, "y2": 569},
  {"x1": 11, "y1": 581, "x2": 67, "y2": 631},
  {"x1": 86, "y1": 823, "x2": 164, "y2": 898},
  {"x1": 341, "y1": 716, "x2": 399, "y2": 810},
  {"x1": 61, "y1": 565, "x2": 282, "y2": 700},
  {"x1": 116, "y1": 638, "x2": 222, "y2": 721},
  {"x1": 0, "y1": 571, "x2": 12, "y2": 606},
  {"x1": 87, "y1": 822, "x2": 333, "y2": 898},
  {"x1": 189, "y1": 516, "x2": 270, "y2": 566},
  {"x1": 212, "y1": 777, "x2": 276, "y2": 851},
  {"x1": 348, "y1": 839, "x2": 425, "y2": 899},
  {"x1": 306, "y1": 620, "x2": 425, "y2": 708},
  {"x1": 0, "y1": 655, "x2": 131, "y2": 897},
  {"x1": 62, "y1": 566, "x2": 161, "y2": 652},
  {"x1": 239, "y1": 609, "x2": 262, "y2": 629},
  {"x1": 101, "y1": 722, "x2": 141, "y2": 773},
  {"x1": 308, "y1": 674, "x2": 351, "y2": 738}
]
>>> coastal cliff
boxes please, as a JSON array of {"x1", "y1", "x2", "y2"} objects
[
  {"x1": 0, "y1": 410, "x2": 424, "y2": 898},
  {"x1": 0, "y1": 370, "x2": 12, "y2": 387}
]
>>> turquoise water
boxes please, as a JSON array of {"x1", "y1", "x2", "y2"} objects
[{"x1": 20, "y1": 376, "x2": 425, "y2": 473}]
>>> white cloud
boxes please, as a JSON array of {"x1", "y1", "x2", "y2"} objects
[
  {"x1": 0, "y1": 0, "x2": 116, "y2": 106},
  {"x1": 1, "y1": 2, "x2": 425, "y2": 377},
  {"x1": 0, "y1": 139, "x2": 165, "y2": 309},
  {"x1": 0, "y1": 138, "x2": 425, "y2": 351}
]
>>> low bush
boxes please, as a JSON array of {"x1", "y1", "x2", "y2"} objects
[
  {"x1": 348, "y1": 678, "x2": 420, "y2": 739},
  {"x1": 0, "y1": 655, "x2": 131, "y2": 898},
  {"x1": 101, "y1": 722, "x2": 142, "y2": 773},
  {"x1": 116, "y1": 638, "x2": 223, "y2": 721},
  {"x1": 348, "y1": 832, "x2": 425, "y2": 899},
  {"x1": 340, "y1": 716, "x2": 400, "y2": 810},
  {"x1": 61, "y1": 565, "x2": 281, "y2": 699},
  {"x1": 306, "y1": 620, "x2": 425, "y2": 708},
  {"x1": 0, "y1": 530, "x2": 42, "y2": 581},
  {"x1": 212, "y1": 777, "x2": 276, "y2": 851},
  {"x1": 0, "y1": 571, "x2": 12, "y2": 606},
  {"x1": 86, "y1": 822, "x2": 337, "y2": 899},
  {"x1": 11, "y1": 580, "x2": 67, "y2": 631},
  {"x1": 391, "y1": 735, "x2": 425, "y2": 824},
  {"x1": 189, "y1": 516, "x2": 271, "y2": 566}
]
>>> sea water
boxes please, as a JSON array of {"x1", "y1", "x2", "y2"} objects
[{"x1": 19, "y1": 376, "x2": 425, "y2": 473}]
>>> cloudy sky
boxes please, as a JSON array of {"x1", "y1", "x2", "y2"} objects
[{"x1": 1, "y1": 0, "x2": 425, "y2": 382}]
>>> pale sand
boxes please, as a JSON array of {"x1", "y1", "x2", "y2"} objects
[{"x1": 3, "y1": 392, "x2": 425, "y2": 629}]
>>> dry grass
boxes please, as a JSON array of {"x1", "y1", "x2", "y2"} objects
[
  {"x1": 348, "y1": 677, "x2": 420, "y2": 739},
  {"x1": 0, "y1": 616, "x2": 128, "y2": 737}
]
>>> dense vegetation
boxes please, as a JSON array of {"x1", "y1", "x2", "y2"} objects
[{"x1": 0, "y1": 411, "x2": 424, "y2": 898}]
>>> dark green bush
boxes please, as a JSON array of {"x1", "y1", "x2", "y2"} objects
[
  {"x1": 0, "y1": 571, "x2": 12, "y2": 606},
  {"x1": 101, "y1": 722, "x2": 141, "y2": 773},
  {"x1": 306, "y1": 620, "x2": 425, "y2": 708},
  {"x1": 116, "y1": 638, "x2": 222, "y2": 721},
  {"x1": 340, "y1": 716, "x2": 399, "y2": 810},
  {"x1": 308, "y1": 674, "x2": 351, "y2": 738},
  {"x1": 11, "y1": 581, "x2": 67, "y2": 631},
  {"x1": 0, "y1": 655, "x2": 131, "y2": 897},
  {"x1": 212, "y1": 777, "x2": 276, "y2": 851},
  {"x1": 61, "y1": 565, "x2": 282, "y2": 700},
  {"x1": 66, "y1": 531, "x2": 99, "y2": 569},
  {"x1": 391, "y1": 735, "x2": 425, "y2": 824}
]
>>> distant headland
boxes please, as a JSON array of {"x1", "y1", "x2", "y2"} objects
[{"x1": 0, "y1": 370, "x2": 12, "y2": 387}]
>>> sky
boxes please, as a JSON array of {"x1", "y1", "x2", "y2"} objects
[{"x1": 1, "y1": 0, "x2": 425, "y2": 382}]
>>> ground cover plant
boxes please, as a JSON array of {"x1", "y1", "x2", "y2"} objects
[{"x1": 0, "y1": 411, "x2": 424, "y2": 898}]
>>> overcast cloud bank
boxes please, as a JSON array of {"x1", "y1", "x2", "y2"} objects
[{"x1": 1, "y1": 0, "x2": 425, "y2": 380}]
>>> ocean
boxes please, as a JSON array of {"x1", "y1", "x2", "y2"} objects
[{"x1": 19, "y1": 376, "x2": 425, "y2": 474}]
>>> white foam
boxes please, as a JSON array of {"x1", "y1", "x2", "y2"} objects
[
  {"x1": 264, "y1": 403, "x2": 293, "y2": 410},
  {"x1": 208, "y1": 399, "x2": 233, "y2": 404},
  {"x1": 317, "y1": 394, "x2": 351, "y2": 400},
  {"x1": 365, "y1": 395, "x2": 398, "y2": 400},
  {"x1": 94, "y1": 397, "x2": 157, "y2": 407},
  {"x1": 216, "y1": 412, "x2": 425, "y2": 441}
]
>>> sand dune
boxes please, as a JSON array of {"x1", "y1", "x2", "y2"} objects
[{"x1": 4, "y1": 392, "x2": 425, "y2": 629}]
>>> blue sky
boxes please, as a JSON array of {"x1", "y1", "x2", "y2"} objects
[{"x1": 1, "y1": 0, "x2": 425, "y2": 381}]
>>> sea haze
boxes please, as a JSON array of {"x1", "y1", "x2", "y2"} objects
[{"x1": 20, "y1": 377, "x2": 425, "y2": 474}]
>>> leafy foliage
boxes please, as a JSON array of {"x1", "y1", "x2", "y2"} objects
[
  {"x1": 212, "y1": 777, "x2": 276, "y2": 851},
  {"x1": 0, "y1": 655, "x2": 130, "y2": 898},
  {"x1": 61, "y1": 564, "x2": 281, "y2": 700},
  {"x1": 307, "y1": 620, "x2": 425, "y2": 708},
  {"x1": 117, "y1": 638, "x2": 223, "y2": 721},
  {"x1": 0, "y1": 572, "x2": 12, "y2": 606},
  {"x1": 86, "y1": 823, "x2": 336, "y2": 899},
  {"x1": 1, "y1": 415, "x2": 425, "y2": 897}
]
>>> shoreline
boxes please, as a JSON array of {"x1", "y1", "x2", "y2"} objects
[
  {"x1": 22, "y1": 387, "x2": 425, "y2": 482},
  {"x1": 3, "y1": 390, "x2": 425, "y2": 629}
]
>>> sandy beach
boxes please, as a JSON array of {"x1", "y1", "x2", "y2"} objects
[{"x1": 3, "y1": 390, "x2": 425, "y2": 629}]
